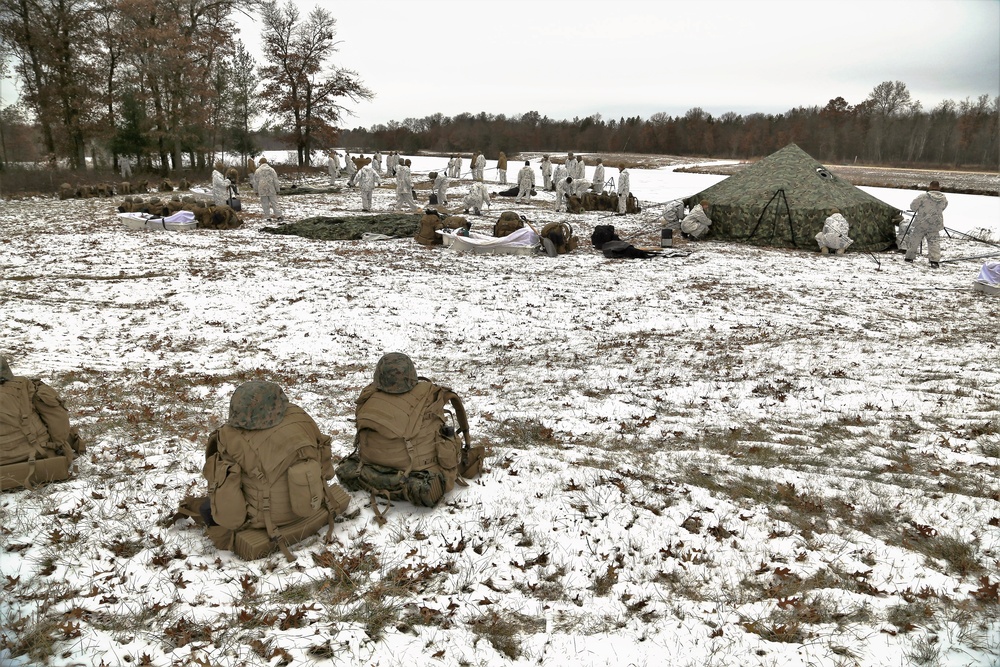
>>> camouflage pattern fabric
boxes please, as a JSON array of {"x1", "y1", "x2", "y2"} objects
[
  {"x1": 374, "y1": 353, "x2": 418, "y2": 394},
  {"x1": 0, "y1": 357, "x2": 11, "y2": 383},
  {"x1": 262, "y1": 215, "x2": 421, "y2": 241},
  {"x1": 335, "y1": 454, "x2": 445, "y2": 508},
  {"x1": 684, "y1": 144, "x2": 901, "y2": 252},
  {"x1": 228, "y1": 381, "x2": 289, "y2": 430}
]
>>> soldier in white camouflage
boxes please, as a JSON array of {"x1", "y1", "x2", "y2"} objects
[{"x1": 905, "y1": 181, "x2": 948, "y2": 268}]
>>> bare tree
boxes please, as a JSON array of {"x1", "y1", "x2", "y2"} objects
[
  {"x1": 258, "y1": 0, "x2": 371, "y2": 166},
  {"x1": 0, "y1": 0, "x2": 101, "y2": 167},
  {"x1": 866, "y1": 80, "x2": 913, "y2": 117},
  {"x1": 227, "y1": 41, "x2": 263, "y2": 164},
  {"x1": 117, "y1": 0, "x2": 251, "y2": 173}
]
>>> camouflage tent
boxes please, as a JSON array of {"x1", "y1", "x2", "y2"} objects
[{"x1": 684, "y1": 144, "x2": 902, "y2": 251}]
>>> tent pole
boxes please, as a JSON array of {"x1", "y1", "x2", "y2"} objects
[
  {"x1": 939, "y1": 251, "x2": 1000, "y2": 264},
  {"x1": 943, "y1": 227, "x2": 1000, "y2": 248},
  {"x1": 745, "y1": 189, "x2": 784, "y2": 242}
]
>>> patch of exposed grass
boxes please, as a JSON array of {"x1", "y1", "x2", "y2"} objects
[
  {"x1": 468, "y1": 610, "x2": 545, "y2": 660},
  {"x1": 886, "y1": 601, "x2": 936, "y2": 632},
  {"x1": 342, "y1": 593, "x2": 405, "y2": 642},
  {"x1": 490, "y1": 417, "x2": 558, "y2": 450},
  {"x1": 0, "y1": 615, "x2": 61, "y2": 664},
  {"x1": 903, "y1": 531, "x2": 982, "y2": 577}
]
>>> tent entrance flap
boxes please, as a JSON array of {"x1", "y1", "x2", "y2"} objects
[{"x1": 745, "y1": 189, "x2": 795, "y2": 246}]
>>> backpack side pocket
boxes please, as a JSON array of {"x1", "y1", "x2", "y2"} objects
[
  {"x1": 287, "y1": 460, "x2": 324, "y2": 518},
  {"x1": 205, "y1": 454, "x2": 247, "y2": 530}
]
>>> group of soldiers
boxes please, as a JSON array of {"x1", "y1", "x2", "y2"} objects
[
  {"x1": 318, "y1": 148, "x2": 634, "y2": 217},
  {"x1": 105, "y1": 147, "x2": 640, "y2": 229}
]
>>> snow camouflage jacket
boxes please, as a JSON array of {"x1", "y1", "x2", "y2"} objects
[
  {"x1": 357, "y1": 165, "x2": 381, "y2": 191},
  {"x1": 910, "y1": 190, "x2": 948, "y2": 231}
]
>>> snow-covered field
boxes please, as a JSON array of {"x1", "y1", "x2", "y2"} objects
[{"x1": 1, "y1": 154, "x2": 998, "y2": 667}]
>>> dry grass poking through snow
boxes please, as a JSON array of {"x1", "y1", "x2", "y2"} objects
[{"x1": 1, "y1": 174, "x2": 998, "y2": 667}]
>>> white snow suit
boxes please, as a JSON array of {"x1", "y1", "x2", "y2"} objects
[
  {"x1": 815, "y1": 213, "x2": 854, "y2": 251},
  {"x1": 211, "y1": 169, "x2": 231, "y2": 206},
  {"x1": 681, "y1": 204, "x2": 712, "y2": 238},
  {"x1": 616, "y1": 169, "x2": 630, "y2": 214},
  {"x1": 555, "y1": 177, "x2": 572, "y2": 212},
  {"x1": 591, "y1": 164, "x2": 605, "y2": 192},
  {"x1": 515, "y1": 166, "x2": 535, "y2": 203},
  {"x1": 395, "y1": 165, "x2": 419, "y2": 210},
  {"x1": 540, "y1": 158, "x2": 553, "y2": 190},
  {"x1": 905, "y1": 190, "x2": 948, "y2": 263},
  {"x1": 463, "y1": 181, "x2": 491, "y2": 215},
  {"x1": 357, "y1": 165, "x2": 380, "y2": 211},
  {"x1": 474, "y1": 154, "x2": 486, "y2": 182},
  {"x1": 434, "y1": 171, "x2": 449, "y2": 205},
  {"x1": 255, "y1": 163, "x2": 282, "y2": 219}
]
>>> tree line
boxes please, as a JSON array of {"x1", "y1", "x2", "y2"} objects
[
  {"x1": 0, "y1": 0, "x2": 370, "y2": 173},
  {"x1": 342, "y1": 82, "x2": 999, "y2": 171}
]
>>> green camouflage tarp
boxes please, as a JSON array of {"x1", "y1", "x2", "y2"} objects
[
  {"x1": 684, "y1": 144, "x2": 903, "y2": 252},
  {"x1": 261, "y1": 214, "x2": 421, "y2": 241}
]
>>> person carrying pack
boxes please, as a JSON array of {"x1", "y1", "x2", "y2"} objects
[
  {"x1": 336, "y1": 353, "x2": 484, "y2": 523},
  {"x1": 177, "y1": 381, "x2": 350, "y2": 561},
  {"x1": 0, "y1": 356, "x2": 84, "y2": 491}
]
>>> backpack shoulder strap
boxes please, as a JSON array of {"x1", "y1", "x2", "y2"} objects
[{"x1": 437, "y1": 386, "x2": 471, "y2": 451}]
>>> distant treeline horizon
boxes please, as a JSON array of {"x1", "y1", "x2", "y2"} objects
[{"x1": 340, "y1": 84, "x2": 999, "y2": 171}]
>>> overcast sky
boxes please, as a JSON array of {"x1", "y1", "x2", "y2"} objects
[{"x1": 234, "y1": 0, "x2": 1000, "y2": 131}]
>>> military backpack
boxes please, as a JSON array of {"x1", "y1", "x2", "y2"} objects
[
  {"x1": 336, "y1": 379, "x2": 483, "y2": 519},
  {"x1": 1, "y1": 376, "x2": 84, "y2": 491},
  {"x1": 180, "y1": 383, "x2": 350, "y2": 560}
]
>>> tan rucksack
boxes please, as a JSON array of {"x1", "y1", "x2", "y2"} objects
[
  {"x1": 541, "y1": 222, "x2": 579, "y2": 254},
  {"x1": 1, "y1": 377, "x2": 84, "y2": 491},
  {"x1": 200, "y1": 405, "x2": 349, "y2": 560},
  {"x1": 336, "y1": 380, "x2": 484, "y2": 519},
  {"x1": 415, "y1": 210, "x2": 467, "y2": 246},
  {"x1": 493, "y1": 211, "x2": 523, "y2": 237}
]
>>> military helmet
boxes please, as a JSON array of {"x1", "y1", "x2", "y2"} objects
[
  {"x1": 374, "y1": 353, "x2": 418, "y2": 394},
  {"x1": 228, "y1": 381, "x2": 289, "y2": 430},
  {"x1": 0, "y1": 356, "x2": 12, "y2": 383}
]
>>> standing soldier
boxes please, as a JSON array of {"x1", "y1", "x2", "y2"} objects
[
  {"x1": 496, "y1": 152, "x2": 508, "y2": 184},
  {"x1": 540, "y1": 155, "x2": 553, "y2": 190},
  {"x1": 211, "y1": 161, "x2": 231, "y2": 206},
  {"x1": 591, "y1": 159, "x2": 605, "y2": 192},
  {"x1": 255, "y1": 157, "x2": 283, "y2": 222},
  {"x1": 905, "y1": 181, "x2": 949, "y2": 268},
  {"x1": 395, "y1": 159, "x2": 420, "y2": 211},
  {"x1": 433, "y1": 170, "x2": 449, "y2": 206},
  {"x1": 473, "y1": 152, "x2": 486, "y2": 182},
  {"x1": 344, "y1": 152, "x2": 358, "y2": 186},
  {"x1": 357, "y1": 159, "x2": 380, "y2": 212},
  {"x1": 327, "y1": 150, "x2": 341, "y2": 184},
  {"x1": 616, "y1": 163, "x2": 630, "y2": 215},
  {"x1": 515, "y1": 161, "x2": 535, "y2": 204}
]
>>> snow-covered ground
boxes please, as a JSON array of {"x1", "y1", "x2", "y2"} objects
[{"x1": 1, "y1": 154, "x2": 998, "y2": 667}]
